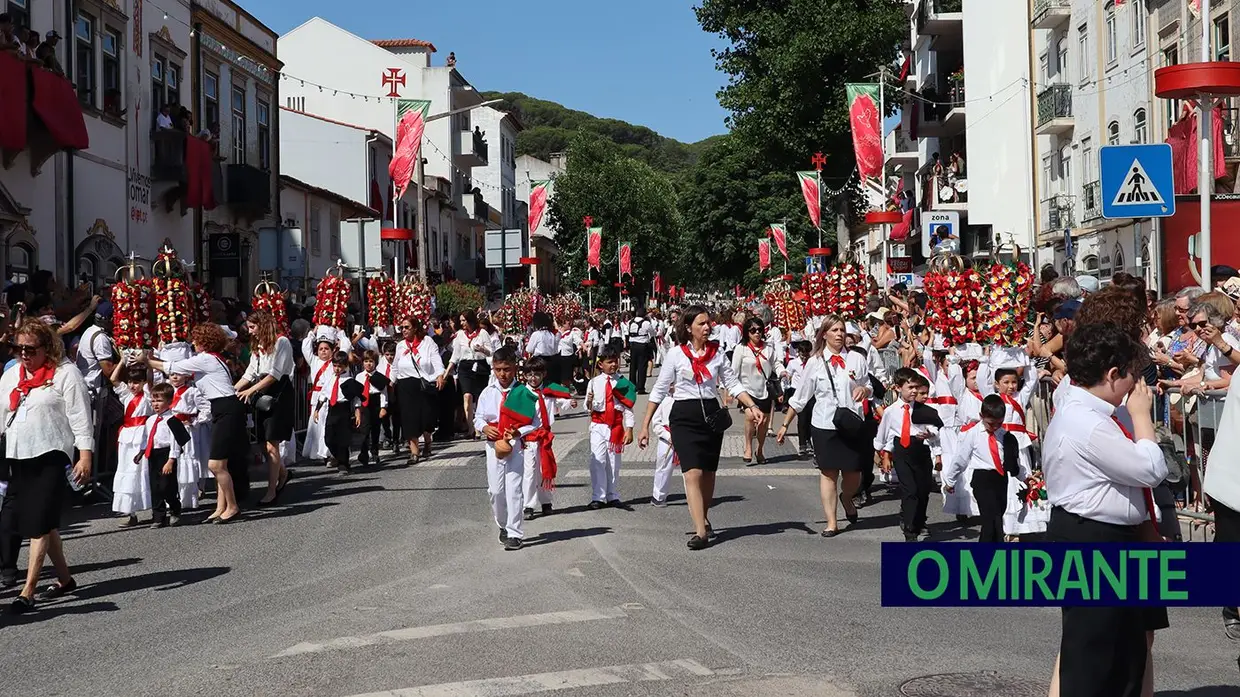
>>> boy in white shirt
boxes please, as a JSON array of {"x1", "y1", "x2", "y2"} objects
[
  {"x1": 316, "y1": 352, "x2": 362, "y2": 474},
  {"x1": 942, "y1": 394, "x2": 1030, "y2": 542},
  {"x1": 875, "y1": 369, "x2": 940, "y2": 541},
  {"x1": 356, "y1": 350, "x2": 390, "y2": 468},
  {"x1": 140, "y1": 383, "x2": 192, "y2": 528},
  {"x1": 520, "y1": 357, "x2": 575, "y2": 520},
  {"x1": 475, "y1": 347, "x2": 540, "y2": 550},
  {"x1": 584, "y1": 345, "x2": 635, "y2": 509}
]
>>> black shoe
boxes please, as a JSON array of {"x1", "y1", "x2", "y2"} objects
[
  {"x1": 523, "y1": 508, "x2": 537, "y2": 521},
  {"x1": 706, "y1": 521, "x2": 718, "y2": 539},
  {"x1": 904, "y1": 532, "x2": 918, "y2": 542},
  {"x1": 36, "y1": 578, "x2": 76, "y2": 600},
  {"x1": 820, "y1": 528, "x2": 839, "y2": 538},
  {"x1": 956, "y1": 514, "x2": 969, "y2": 523},
  {"x1": 169, "y1": 515, "x2": 182, "y2": 527},
  {"x1": 8, "y1": 596, "x2": 34, "y2": 614},
  {"x1": 541, "y1": 503, "x2": 553, "y2": 516},
  {"x1": 1224, "y1": 607, "x2": 1240, "y2": 641},
  {"x1": 587, "y1": 501, "x2": 604, "y2": 510},
  {"x1": 687, "y1": 535, "x2": 709, "y2": 550},
  {"x1": 0, "y1": 572, "x2": 17, "y2": 589},
  {"x1": 336, "y1": 465, "x2": 351, "y2": 475},
  {"x1": 151, "y1": 518, "x2": 168, "y2": 529},
  {"x1": 499, "y1": 529, "x2": 508, "y2": 543},
  {"x1": 608, "y1": 499, "x2": 630, "y2": 510},
  {"x1": 503, "y1": 537, "x2": 523, "y2": 551}
]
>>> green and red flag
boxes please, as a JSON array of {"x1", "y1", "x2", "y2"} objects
[
  {"x1": 600, "y1": 375, "x2": 636, "y2": 453},
  {"x1": 389, "y1": 99, "x2": 431, "y2": 200},
  {"x1": 846, "y1": 84, "x2": 883, "y2": 181},
  {"x1": 797, "y1": 171, "x2": 821, "y2": 229},
  {"x1": 541, "y1": 382, "x2": 573, "y2": 400},
  {"x1": 528, "y1": 180, "x2": 550, "y2": 234},
  {"x1": 498, "y1": 384, "x2": 540, "y2": 438}
]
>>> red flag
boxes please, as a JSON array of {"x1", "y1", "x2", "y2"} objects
[
  {"x1": 653, "y1": 272, "x2": 662, "y2": 295},
  {"x1": 758, "y1": 239, "x2": 771, "y2": 271},
  {"x1": 587, "y1": 227, "x2": 602, "y2": 269},
  {"x1": 769, "y1": 224, "x2": 788, "y2": 259},
  {"x1": 619, "y1": 243, "x2": 632, "y2": 277},
  {"x1": 797, "y1": 172, "x2": 821, "y2": 229},
  {"x1": 668, "y1": 284, "x2": 676, "y2": 298},
  {"x1": 846, "y1": 84, "x2": 883, "y2": 181},
  {"x1": 389, "y1": 101, "x2": 427, "y2": 200},
  {"x1": 528, "y1": 180, "x2": 550, "y2": 233}
]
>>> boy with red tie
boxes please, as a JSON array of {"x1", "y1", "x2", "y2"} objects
[
  {"x1": 584, "y1": 345, "x2": 635, "y2": 509},
  {"x1": 316, "y1": 352, "x2": 363, "y2": 474},
  {"x1": 875, "y1": 368, "x2": 939, "y2": 541},
  {"x1": 941, "y1": 394, "x2": 1028, "y2": 543},
  {"x1": 356, "y1": 350, "x2": 390, "y2": 468},
  {"x1": 139, "y1": 383, "x2": 192, "y2": 528}
]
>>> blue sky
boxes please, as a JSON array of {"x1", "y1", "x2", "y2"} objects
[{"x1": 245, "y1": 0, "x2": 733, "y2": 143}]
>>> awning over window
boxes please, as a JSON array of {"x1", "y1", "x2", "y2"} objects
[
  {"x1": 30, "y1": 67, "x2": 87, "y2": 151},
  {"x1": 0, "y1": 52, "x2": 27, "y2": 151}
]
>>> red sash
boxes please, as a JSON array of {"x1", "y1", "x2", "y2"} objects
[
  {"x1": 927, "y1": 396, "x2": 958, "y2": 405},
  {"x1": 309, "y1": 361, "x2": 329, "y2": 397},
  {"x1": 122, "y1": 393, "x2": 146, "y2": 429},
  {"x1": 526, "y1": 392, "x2": 557, "y2": 490}
]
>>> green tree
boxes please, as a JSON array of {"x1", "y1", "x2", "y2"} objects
[
  {"x1": 546, "y1": 134, "x2": 686, "y2": 296},
  {"x1": 695, "y1": 0, "x2": 907, "y2": 178}
]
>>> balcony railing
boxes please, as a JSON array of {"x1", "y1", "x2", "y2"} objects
[
  {"x1": 151, "y1": 128, "x2": 186, "y2": 182},
  {"x1": 473, "y1": 130, "x2": 489, "y2": 163},
  {"x1": 1041, "y1": 194, "x2": 1075, "y2": 232},
  {"x1": 947, "y1": 81, "x2": 965, "y2": 107},
  {"x1": 930, "y1": 0, "x2": 962, "y2": 13},
  {"x1": 225, "y1": 163, "x2": 271, "y2": 214},
  {"x1": 1082, "y1": 181, "x2": 1101, "y2": 222},
  {"x1": 1037, "y1": 84, "x2": 1073, "y2": 127},
  {"x1": 1032, "y1": 0, "x2": 1071, "y2": 28}
]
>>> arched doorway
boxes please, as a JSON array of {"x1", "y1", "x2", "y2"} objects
[{"x1": 75, "y1": 219, "x2": 126, "y2": 293}]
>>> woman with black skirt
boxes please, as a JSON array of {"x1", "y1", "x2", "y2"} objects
[
  {"x1": 393, "y1": 317, "x2": 446, "y2": 464},
  {"x1": 775, "y1": 314, "x2": 873, "y2": 537},
  {"x1": 445, "y1": 310, "x2": 491, "y2": 438},
  {"x1": 638, "y1": 305, "x2": 765, "y2": 550},
  {"x1": 145, "y1": 323, "x2": 246, "y2": 523},
  {"x1": 235, "y1": 310, "x2": 294, "y2": 506},
  {"x1": 0, "y1": 319, "x2": 94, "y2": 613}
]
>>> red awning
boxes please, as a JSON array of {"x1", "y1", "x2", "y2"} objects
[
  {"x1": 30, "y1": 67, "x2": 87, "y2": 150},
  {"x1": 184, "y1": 136, "x2": 216, "y2": 210},
  {"x1": 0, "y1": 52, "x2": 27, "y2": 151}
]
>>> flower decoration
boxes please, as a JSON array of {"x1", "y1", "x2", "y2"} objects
[
  {"x1": 547, "y1": 292, "x2": 584, "y2": 324},
  {"x1": 834, "y1": 263, "x2": 865, "y2": 320},
  {"x1": 924, "y1": 262, "x2": 984, "y2": 345},
  {"x1": 1025, "y1": 471, "x2": 1048, "y2": 508},
  {"x1": 112, "y1": 277, "x2": 155, "y2": 350},
  {"x1": 394, "y1": 280, "x2": 433, "y2": 325},
  {"x1": 252, "y1": 286, "x2": 289, "y2": 335},
  {"x1": 367, "y1": 277, "x2": 395, "y2": 329},
  {"x1": 763, "y1": 280, "x2": 806, "y2": 333},
  {"x1": 313, "y1": 274, "x2": 351, "y2": 329},
  {"x1": 499, "y1": 289, "x2": 545, "y2": 330},
  {"x1": 977, "y1": 261, "x2": 1035, "y2": 346},
  {"x1": 192, "y1": 283, "x2": 212, "y2": 324},
  {"x1": 801, "y1": 272, "x2": 831, "y2": 317},
  {"x1": 151, "y1": 247, "x2": 196, "y2": 345}
]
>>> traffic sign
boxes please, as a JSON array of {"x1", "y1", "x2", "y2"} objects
[
  {"x1": 922, "y1": 211, "x2": 959, "y2": 257},
  {"x1": 1100, "y1": 144, "x2": 1175, "y2": 219}
]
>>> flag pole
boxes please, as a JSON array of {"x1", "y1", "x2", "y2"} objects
[{"x1": 392, "y1": 95, "x2": 400, "y2": 282}]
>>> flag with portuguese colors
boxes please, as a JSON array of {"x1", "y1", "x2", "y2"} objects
[
  {"x1": 541, "y1": 383, "x2": 573, "y2": 400},
  {"x1": 587, "y1": 227, "x2": 603, "y2": 270},
  {"x1": 846, "y1": 84, "x2": 883, "y2": 181},
  {"x1": 769, "y1": 223, "x2": 788, "y2": 259},
  {"x1": 758, "y1": 239, "x2": 771, "y2": 271},
  {"x1": 498, "y1": 384, "x2": 540, "y2": 437},
  {"x1": 610, "y1": 376, "x2": 636, "y2": 409},
  {"x1": 389, "y1": 99, "x2": 431, "y2": 200},
  {"x1": 528, "y1": 180, "x2": 550, "y2": 234},
  {"x1": 797, "y1": 171, "x2": 821, "y2": 229}
]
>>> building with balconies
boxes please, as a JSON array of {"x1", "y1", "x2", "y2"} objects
[{"x1": 1031, "y1": 0, "x2": 1155, "y2": 287}]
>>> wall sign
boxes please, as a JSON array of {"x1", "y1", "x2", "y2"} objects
[{"x1": 209, "y1": 232, "x2": 241, "y2": 277}]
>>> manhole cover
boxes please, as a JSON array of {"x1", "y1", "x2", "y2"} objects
[{"x1": 900, "y1": 672, "x2": 1050, "y2": 697}]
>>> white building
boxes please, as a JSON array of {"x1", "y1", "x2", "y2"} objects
[
  {"x1": 274, "y1": 174, "x2": 377, "y2": 290},
  {"x1": 0, "y1": 0, "x2": 203, "y2": 289},
  {"x1": 1031, "y1": 0, "x2": 1156, "y2": 286},
  {"x1": 277, "y1": 18, "x2": 497, "y2": 283},
  {"x1": 515, "y1": 153, "x2": 565, "y2": 291}
]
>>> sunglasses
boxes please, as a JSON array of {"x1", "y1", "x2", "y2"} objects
[
  {"x1": 1190, "y1": 321, "x2": 1211, "y2": 330},
  {"x1": 748, "y1": 328, "x2": 762, "y2": 334},
  {"x1": 12, "y1": 343, "x2": 44, "y2": 356}
]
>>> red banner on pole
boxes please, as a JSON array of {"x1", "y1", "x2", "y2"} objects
[
  {"x1": 797, "y1": 172, "x2": 821, "y2": 229},
  {"x1": 587, "y1": 227, "x2": 602, "y2": 270},
  {"x1": 758, "y1": 239, "x2": 771, "y2": 271},
  {"x1": 619, "y1": 243, "x2": 632, "y2": 278},
  {"x1": 769, "y1": 224, "x2": 788, "y2": 259},
  {"x1": 653, "y1": 272, "x2": 662, "y2": 295}
]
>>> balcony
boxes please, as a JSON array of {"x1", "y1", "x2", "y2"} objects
[
  {"x1": 225, "y1": 163, "x2": 272, "y2": 215},
  {"x1": 886, "y1": 127, "x2": 919, "y2": 170},
  {"x1": 916, "y1": 0, "x2": 963, "y2": 48},
  {"x1": 1036, "y1": 84, "x2": 1074, "y2": 135},
  {"x1": 927, "y1": 172, "x2": 968, "y2": 212},
  {"x1": 942, "y1": 81, "x2": 966, "y2": 132},
  {"x1": 1032, "y1": 0, "x2": 1071, "y2": 30},
  {"x1": 1082, "y1": 181, "x2": 1101, "y2": 223},
  {"x1": 151, "y1": 128, "x2": 186, "y2": 182},
  {"x1": 1040, "y1": 194, "x2": 1075, "y2": 234},
  {"x1": 457, "y1": 129, "x2": 488, "y2": 167}
]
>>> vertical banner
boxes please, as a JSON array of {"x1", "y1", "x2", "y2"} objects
[
  {"x1": 389, "y1": 99, "x2": 431, "y2": 200},
  {"x1": 769, "y1": 223, "x2": 788, "y2": 259},
  {"x1": 758, "y1": 239, "x2": 771, "y2": 271},
  {"x1": 587, "y1": 227, "x2": 602, "y2": 270},
  {"x1": 797, "y1": 171, "x2": 821, "y2": 229},
  {"x1": 528, "y1": 180, "x2": 550, "y2": 234},
  {"x1": 845, "y1": 84, "x2": 883, "y2": 182},
  {"x1": 653, "y1": 272, "x2": 662, "y2": 295},
  {"x1": 619, "y1": 243, "x2": 632, "y2": 278}
]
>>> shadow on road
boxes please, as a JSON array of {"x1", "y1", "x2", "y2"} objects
[
  {"x1": 710, "y1": 520, "x2": 817, "y2": 546},
  {"x1": 525, "y1": 526, "x2": 612, "y2": 547},
  {"x1": 71, "y1": 565, "x2": 231, "y2": 601},
  {"x1": 2, "y1": 600, "x2": 119, "y2": 626},
  {"x1": 1156, "y1": 688, "x2": 1240, "y2": 697}
]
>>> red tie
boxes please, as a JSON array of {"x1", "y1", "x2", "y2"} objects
[
  {"x1": 899, "y1": 404, "x2": 911, "y2": 448},
  {"x1": 144, "y1": 416, "x2": 163, "y2": 458},
  {"x1": 1111, "y1": 416, "x2": 1158, "y2": 521},
  {"x1": 829, "y1": 355, "x2": 846, "y2": 370},
  {"x1": 330, "y1": 377, "x2": 340, "y2": 406},
  {"x1": 362, "y1": 374, "x2": 371, "y2": 407},
  {"x1": 988, "y1": 434, "x2": 1004, "y2": 474}
]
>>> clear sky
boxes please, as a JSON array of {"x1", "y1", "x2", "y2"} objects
[{"x1": 243, "y1": 0, "x2": 733, "y2": 144}]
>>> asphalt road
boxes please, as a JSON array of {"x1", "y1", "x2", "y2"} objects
[{"x1": 1, "y1": 392, "x2": 1237, "y2": 697}]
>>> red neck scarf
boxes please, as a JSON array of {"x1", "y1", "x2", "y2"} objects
[
  {"x1": 987, "y1": 433, "x2": 1005, "y2": 474},
  {"x1": 526, "y1": 390, "x2": 557, "y2": 489},
  {"x1": 826, "y1": 351, "x2": 847, "y2": 370},
  {"x1": 602, "y1": 377, "x2": 626, "y2": 453},
  {"x1": 1111, "y1": 416, "x2": 1158, "y2": 521},
  {"x1": 465, "y1": 328, "x2": 480, "y2": 342},
  {"x1": 171, "y1": 385, "x2": 189, "y2": 407},
  {"x1": 682, "y1": 343, "x2": 719, "y2": 383},
  {"x1": 10, "y1": 363, "x2": 55, "y2": 410}
]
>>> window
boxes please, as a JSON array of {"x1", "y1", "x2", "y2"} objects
[
  {"x1": 1077, "y1": 25, "x2": 1089, "y2": 82},
  {"x1": 1133, "y1": 108, "x2": 1148, "y2": 144},
  {"x1": 309, "y1": 204, "x2": 321, "y2": 255},
  {"x1": 256, "y1": 97, "x2": 270, "y2": 170},
  {"x1": 203, "y1": 69, "x2": 219, "y2": 133},
  {"x1": 7, "y1": 243, "x2": 31, "y2": 284},
  {"x1": 6, "y1": 0, "x2": 29, "y2": 29},
  {"x1": 1042, "y1": 155, "x2": 1052, "y2": 197},
  {"x1": 1080, "y1": 138, "x2": 1093, "y2": 186},
  {"x1": 329, "y1": 215, "x2": 340, "y2": 257},
  {"x1": 150, "y1": 57, "x2": 180, "y2": 117},
  {"x1": 1131, "y1": 0, "x2": 1146, "y2": 48},
  {"x1": 231, "y1": 84, "x2": 246, "y2": 164},
  {"x1": 1058, "y1": 144, "x2": 1072, "y2": 193},
  {"x1": 1056, "y1": 37, "x2": 1069, "y2": 82},
  {"x1": 151, "y1": 58, "x2": 165, "y2": 117},
  {"x1": 1215, "y1": 15, "x2": 1230, "y2": 62},
  {"x1": 1039, "y1": 54, "x2": 1049, "y2": 85},
  {"x1": 1107, "y1": 120, "x2": 1120, "y2": 145},
  {"x1": 101, "y1": 28, "x2": 121, "y2": 115},
  {"x1": 75, "y1": 13, "x2": 95, "y2": 106},
  {"x1": 165, "y1": 62, "x2": 179, "y2": 107},
  {"x1": 1105, "y1": 3, "x2": 1117, "y2": 63}
]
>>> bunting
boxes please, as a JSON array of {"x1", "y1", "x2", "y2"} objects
[
  {"x1": 769, "y1": 224, "x2": 788, "y2": 259},
  {"x1": 797, "y1": 171, "x2": 821, "y2": 229}
]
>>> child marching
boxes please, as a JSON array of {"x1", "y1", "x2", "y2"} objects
[
  {"x1": 110, "y1": 360, "x2": 154, "y2": 526},
  {"x1": 584, "y1": 345, "x2": 636, "y2": 509},
  {"x1": 519, "y1": 357, "x2": 574, "y2": 521},
  {"x1": 138, "y1": 383, "x2": 193, "y2": 528},
  {"x1": 475, "y1": 347, "x2": 541, "y2": 550}
]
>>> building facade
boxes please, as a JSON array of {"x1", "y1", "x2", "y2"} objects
[
  {"x1": 515, "y1": 153, "x2": 564, "y2": 291},
  {"x1": 189, "y1": 0, "x2": 281, "y2": 299},
  {"x1": 274, "y1": 174, "x2": 376, "y2": 292}
]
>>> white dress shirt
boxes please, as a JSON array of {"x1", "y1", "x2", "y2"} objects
[
  {"x1": 0, "y1": 360, "x2": 94, "y2": 459},
  {"x1": 651, "y1": 395, "x2": 674, "y2": 442},
  {"x1": 784, "y1": 356, "x2": 808, "y2": 393},
  {"x1": 393, "y1": 336, "x2": 445, "y2": 381},
  {"x1": 156, "y1": 112, "x2": 174, "y2": 129},
  {"x1": 142, "y1": 412, "x2": 184, "y2": 459},
  {"x1": 75, "y1": 325, "x2": 115, "y2": 394},
  {"x1": 788, "y1": 350, "x2": 870, "y2": 430},
  {"x1": 242, "y1": 336, "x2": 294, "y2": 383},
  {"x1": 649, "y1": 344, "x2": 746, "y2": 404},
  {"x1": 626, "y1": 318, "x2": 653, "y2": 344},
  {"x1": 1203, "y1": 371, "x2": 1240, "y2": 512},
  {"x1": 1202, "y1": 333, "x2": 1240, "y2": 381},
  {"x1": 942, "y1": 424, "x2": 1031, "y2": 490},
  {"x1": 165, "y1": 353, "x2": 236, "y2": 400},
  {"x1": 316, "y1": 374, "x2": 362, "y2": 410},
  {"x1": 170, "y1": 385, "x2": 211, "y2": 426},
  {"x1": 448, "y1": 329, "x2": 492, "y2": 365},
  {"x1": 873, "y1": 398, "x2": 939, "y2": 451},
  {"x1": 1042, "y1": 385, "x2": 1168, "y2": 526},
  {"x1": 586, "y1": 374, "x2": 636, "y2": 427},
  {"x1": 355, "y1": 369, "x2": 389, "y2": 408},
  {"x1": 525, "y1": 330, "x2": 557, "y2": 358},
  {"x1": 730, "y1": 343, "x2": 786, "y2": 401},
  {"x1": 557, "y1": 329, "x2": 581, "y2": 357}
]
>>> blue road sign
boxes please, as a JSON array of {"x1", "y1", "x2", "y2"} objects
[{"x1": 1100, "y1": 144, "x2": 1175, "y2": 219}]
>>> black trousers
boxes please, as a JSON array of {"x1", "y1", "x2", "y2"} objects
[
  {"x1": 970, "y1": 469, "x2": 1008, "y2": 543},
  {"x1": 0, "y1": 499, "x2": 21, "y2": 578},
  {"x1": 148, "y1": 448, "x2": 181, "y2": 519},
  {"x1": 325, "y1": 404, "x2": 354, "y2": 471},
  {"x1": 382, "y1": 392, "x2": 402, "y2": 445},
  {"x1": 1048, "y1": 507, "x2": 1147, "y2": 697},
  {"x1": 359, "y1": 401, "x2": 382, "y2": 464},
  {"x1": 628, "y1": 341, "x2": 651, "y2": 392},
  {"x1": 892, "y1": 440, "x2": 933, "y2": 534},
  {"x1": 797, "y1": 397, "x2": 815, "y2": 450},
  {"x1": 1215, "y1": 502, "x2": 1240, "y2": 619}
]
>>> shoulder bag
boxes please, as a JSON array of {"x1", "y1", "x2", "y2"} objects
[
  {"x1": 694, "y1": 354, "x2": 733, "y2": 434},
  {"x1": 408, "y1": 341, "x2": 440, "y2": 394},
  {"x1": 753, "y1": 346, "x2": 783, "y2": 406},
  {"x1": 823, "y1": 356, "x2": 866, "y2": 438}
]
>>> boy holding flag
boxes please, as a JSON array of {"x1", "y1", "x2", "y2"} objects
[
  {"x1": 476, "y1": 347, "x2": 542, "y2": 550},
  {"x1": 585, "y1": 345, "x2": 636, "y2": 509},
  {"x1": 520, "y1": 357, "x2": 576, "y2": 520}
]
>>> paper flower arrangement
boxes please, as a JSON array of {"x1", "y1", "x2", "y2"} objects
[
  {"x1": 499, "y1": 289, "x2": 545, "y2": 331},
  {"x1": 151, "y1": 247, "x2": 196, "y2": 345},
  {"x1": 395, "y1": 279, "x2": 433, "y2": 325},
  {"x1": 924, "y1": 259, "x2": 984, "y2": 346},
  {"x1": 192, "y1": 283, "x2": 212, "y2": 324},
  {"x1": 547, "y1": 292, "x2": 584, "y2": 324},
  {"x1": 367, "y1": 277, "x2": 395, "y2": 329},
  {"x1": 252, "y1": 282, "x2": 289, "y2": 335},
  {"x1": 801, "y1": 272, "x2": 831, "y2": 317},
  {"x1": 763, "y1": 280, "x2": 806, "y2": 334},
  {"x1": 834, "y1": 263, "x2": 866, "y2": 320},
  {"x1": 112, "y1": 277, "x2": 155, "y2": 350},
  {"x1": 313, "y1": 273, "x2": 351, "y2": 329},
  {"x1": 977, "y1": 261, "x2": 1035, "y2": 346}
]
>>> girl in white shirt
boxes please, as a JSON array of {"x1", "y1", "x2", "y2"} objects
[
  {"x1": 302, "y1": 337, "x2": 337, "y2": 463},
  {"x1": 108, "y1": 360, "x2": 154, "y2": 524},
  {"x1": 731, "y1": 317, "x2": 786, "y2": 464},
  {"x1": 446, "y1": 310, "x2": 493, "y2": 437},
  {"x1": 235, "y1": 310, "x2": 295, "y2": 506},
  {"x1": 525, "y1": 312, "x2": 557, "y2": 361},
  {"x1": 393, "y1": 317, "x2": 446, "y2": 464}
]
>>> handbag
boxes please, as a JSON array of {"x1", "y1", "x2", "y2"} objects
[
  {"x1": 752, "y1": 346, "x2": 783, "y2": 405},
  {"x1": 695, "y1": 369, "x2": 733, "y2": 434},
  {"x1": 824, "y1": 356, "x2": 866, "y2": 438}
]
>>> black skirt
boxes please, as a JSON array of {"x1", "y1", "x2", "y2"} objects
[
  {"x1": 1, "y1": 450, "x2": 69, "y2": 538},
  {"x1": 456, "y1": 360, "x2": 489, "y2": 398},
  {"x1": 397, "y1": 378, "x2": 434, "y2": 436},
  {"x1": 810, "y1": 426, "x2": 868, "y2": 473},
  {"x1": 209, "y1": 395, "x2": 247, "y2": 461},
  {"x1": 256, "y1": 377, "x2": 295, "y2": 443},
  {"x1": 669, "y1": 399, "x2": 725, "y2": 472}
]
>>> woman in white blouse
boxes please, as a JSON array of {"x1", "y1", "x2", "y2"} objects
[
  {"x1": 638, "y1": 306, "x2": 765, "y2": 550},
  {"x1": 525, "y1": 312, "x2": 557, "y2": 361},
  {"x1": 445, "y1": 310, "x2": 492, "y2": 438},
  {"x1": 731, "y1": 316, "x2": 786, "y2": 464},
  {"x1": 775, "y1": 315, "x2": 873, "y2": 537},
  {"x1": 394, "y1": 317, "x2": 446, "y2": 464},
  {"x1": 0, "y1": 319, "x2": 93, "y2": 613},
  {"x1": 234, "y1": 310, "x2": 294, "y2": 506}
]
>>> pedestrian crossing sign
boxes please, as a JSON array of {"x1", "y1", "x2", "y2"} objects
[{"x1": 1100, "y1": 143, "x2": 1175, "y2": 219}]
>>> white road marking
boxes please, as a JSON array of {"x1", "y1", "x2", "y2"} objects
[
  {"x1": 561, "y1": 468, "x2": 818, "y2": 478},
  {"x1": 342, "y1": 659, "x2": 716, "y2": 697},
  {"x1": 271, "y1": 607, "x2": 629, "y2": 658},
  {"x1": 566, "y1": 568, "x2": 584, "y2": 577}
]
